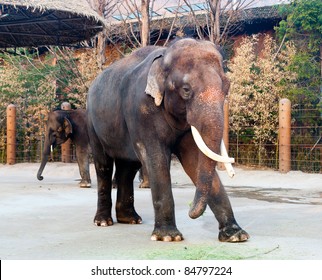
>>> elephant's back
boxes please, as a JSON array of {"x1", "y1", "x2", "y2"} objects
[
  {"x1": 101, "y1": 45, "x2": 160, "y2": 78},
  {"x1": 86, "y1": 46, "x2": 162, "y2": 155},
  {"x1": 87, "y1": 46, "x2": 165, "y2": 113},
  {"x1": 88, "y1": 45, "x2": 160, "y2": 101}
]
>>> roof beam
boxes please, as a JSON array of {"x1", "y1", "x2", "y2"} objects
[
  {"x1": 0, "y1": 30, "x2": 82, "y2": 39},
  {"x1": 0, "y1": 16, "x2": 93, "y2": 27}
]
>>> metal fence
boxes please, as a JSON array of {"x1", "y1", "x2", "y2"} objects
[
  {"x1": 229, "y1": 107, "x2": 321, "y2": 173},
  {"x1": 0, "y1": 135, "x2": 78, "y2": 164},
  {"x1": 289, "y1": 108, "x2": 321, "y2": 173},
  {"x1": 0, "y1": 107, "x2": 321, "y2": 173}
]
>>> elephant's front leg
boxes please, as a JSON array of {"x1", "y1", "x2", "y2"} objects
[
  {"x1": 175, "y1": 132, "x2": 249, "y2": 242},
  {"x1": 144, "y1": 156, "x2": 183, "y2": 242},
  {"x1": 75, "y1": 145, "x2": 91, "y2": 188},
  {"x1": 207, "y1": 172, "x2": 249, "y2": 242},
  {"x1": 93, "y1": 159, "x2": 114, "y2": 226}
]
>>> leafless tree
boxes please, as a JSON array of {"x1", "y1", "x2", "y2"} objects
[
  {"x1": 88, "y1": 0, "x2": 121, "y2": 68},
  {"x1": 102, "y1": 0, "x2": 183, "y2": 55},
  {"x1": 183, "y1": 0, "x2": 257, "y2": 45},
  {"x1": 90, "y1": 0, "x2": 257, "y2": 56},
  {"x1": 141, "y1": 0, "x2": 150, "y2": 46},
  {"x1": 209, "y1": 0, "x2": 221, "y2": 44}
]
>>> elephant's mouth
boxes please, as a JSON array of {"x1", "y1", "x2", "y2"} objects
[{"x1": 191, "y1": 126, "x2": 235, "y2": 178}]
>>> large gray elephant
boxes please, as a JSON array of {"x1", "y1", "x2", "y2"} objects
[
  {"x1": 87, "y1": 38, "x2": 249, "y2": 242},
  {"x1": 37, "y1": 109, "x2": 91, "y2": 188}
]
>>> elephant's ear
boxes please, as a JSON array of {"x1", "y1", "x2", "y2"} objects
[
  {"x1": 63, "y1": 117, "x2": 73, "y2": 137},
  {"x1": 145, "y1": 55, "x2": 165, "y2": 106}
]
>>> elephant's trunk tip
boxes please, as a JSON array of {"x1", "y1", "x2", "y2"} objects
[
  {"x1": 189, "y1": 192, "x2": 207, "y2": 219},
  {"x1": 189, "y1": 203, "x2": 207, "y2": 219},
  {"x1": 37, "y1": 174, "x2": 44, "y2": 181}
]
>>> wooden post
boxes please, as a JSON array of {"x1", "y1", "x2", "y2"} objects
[
  {"x1": 218, "y1": 99, "x2": 229, "y2": 170},
  {"x1": 6, "y1": 104, "x2": 16, "y2": 165},
  {"x1": 61, "y1": 102, "x2": 72, "y2": 163},
  {"x1": 279, "y1": 98, "x2": 291, "y2": 173},
  {"x1": 61, "y1": 102, "x2": 71, "y2": 111}
]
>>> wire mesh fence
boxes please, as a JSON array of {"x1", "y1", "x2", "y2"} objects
[
  {"x1": 229, "y1": 107, "x2": 321, "y2": 173},
  {"x1": 0, "y1": 136, "x2": 77, "y2": 164},
  {"x1": 229, "y1": 141, "x2": 278, "y2": 169},
  {"x1": 0, "y1": 108, "x2": 321, "y2": 173},
  {"x1": 289, "y1": 108, "x2": 321, "y2": 173}
]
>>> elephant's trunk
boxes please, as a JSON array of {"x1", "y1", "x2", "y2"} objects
[
  {"x1": 188, "y1": 121, "x2": 236, "y2": 219},
  {"x1": 188, "y1": 90, "x2": 234, "y2": 219},
  {"x1": 191, "y1": 126, "x2": 235, "y2": 177},
  {"x1": 189, "y1": 188, "x2": 207, "y2": 219},
  {"x1": 37, "y1": 139, "x2": 51, "y2": 181}
]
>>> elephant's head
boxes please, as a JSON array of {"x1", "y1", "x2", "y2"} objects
[
  {"x1": 145, "y1": 38, "x2": 234, "y2": 217},
  {"x1": 37, "y1": 111, "x2": 73, "y2": 180}
]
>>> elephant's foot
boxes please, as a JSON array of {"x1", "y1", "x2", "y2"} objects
[
  {"x1": 139, "y1": 180, "x2": 149, "y2": 188},
  {"x1": 116, "y1": 208, "x2": 142, "y2": 224},
  {"x1": 218, "y1": 224, "x2": 249, "y2": 242},
  {"x1": 94, "y1": 213, "x2": 114, "y2": 227},
  {"x1": 80, "y1": 180, "x2": 91, "y2": 188},
  {"x1": 151, "y1": 226, "x2": 183, "y2": 242}
]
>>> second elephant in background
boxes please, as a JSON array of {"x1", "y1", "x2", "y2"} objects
[{"x1": 37, "y1": 108, "x2": 91, "y2": 188}]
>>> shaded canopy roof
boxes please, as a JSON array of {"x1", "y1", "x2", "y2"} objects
[{"x1": 0, "y1": 0, "x2": 105, "y2": 48}]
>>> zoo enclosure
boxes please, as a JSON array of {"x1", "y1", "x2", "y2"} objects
[
  {"x1": 227, "y1": 99, "x2": 321, "y2": 173},
  {"x1": 1, "y1": 99, "x2": 321, "y2": 173}
]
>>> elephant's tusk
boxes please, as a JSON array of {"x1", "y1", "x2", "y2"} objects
[
  {"x1": 220, "y1": 140, "x2": 235, "y2": 178},
  {"x1": 191, "y1": 126, "x2": 234, "y2": 163},
  {"x1": 191, "y1": 126, "x2": 235, "y2": 177},
  {"x1": 50, "y1": 145, "x2": 53, "y2": 152}
]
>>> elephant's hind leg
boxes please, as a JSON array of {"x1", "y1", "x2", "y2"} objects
[
  {"x1": 138, "y1": 168, "x2": 149, "y2": 188},
  {"x1": 75, "y1": 145, "x2": 91, "y2": 188},
  {"x1": 114, "y1": 159, "x2": 142, "y2": 224}
]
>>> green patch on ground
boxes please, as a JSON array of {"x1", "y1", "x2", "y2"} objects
[{"x1": 143, "y1": 243, "x2": 260, "y2": 260}]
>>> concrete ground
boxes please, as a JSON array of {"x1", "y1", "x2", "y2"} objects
[{"x1": 0, "y1": 161, "x2": 321, "y2": 260}]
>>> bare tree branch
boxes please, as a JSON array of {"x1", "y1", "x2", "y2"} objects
[
  {"x1": 183, "y1": 0, "x2": 205, "y2": 40},
  {"x1": 141, "y1": 0, "x2": 150, "y2": 46}
]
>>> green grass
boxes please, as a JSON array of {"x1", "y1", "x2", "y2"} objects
[{"x1": 144, "y1": 244, "x2": 251, "y2": 260}]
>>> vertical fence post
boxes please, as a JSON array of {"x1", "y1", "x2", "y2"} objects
[
  {"x1": 6, "y1": 104, "x2": 16, "y2": 165},
  {"x1": 218, "y1": 99, "x2": 229, "y2": 170},
  {"x1": 61, "y1": 102, "x2": 72, "y2": 163},
  {"x1": 279, "y1": 98, "x2": 291, "y2": 173}
]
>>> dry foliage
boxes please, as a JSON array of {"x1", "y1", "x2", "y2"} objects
[
  {"x1": 0, "y1": 47, "x2": 105, "y2": 162},
  {"x1": 227, "y1": 34, "x2": 297, "y2": 163}
]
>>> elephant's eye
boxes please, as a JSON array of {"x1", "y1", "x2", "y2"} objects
[
  {"x1": 181, "y1": 85, "x2": 192, "y2": 99},
  {"x1": 183, "y1": 85, "x2": 190, "y2": 92}
]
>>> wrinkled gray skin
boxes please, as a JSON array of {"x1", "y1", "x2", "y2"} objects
[
  {"x1": 112, "y1": 168, "x2": 148, "y2": 189},
  {"x1": 87, "y1": 38, "x2": 249, "y2": 242},
  {"x1": 37, "y1": 109, "x2": 91, "y2": 188}
]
